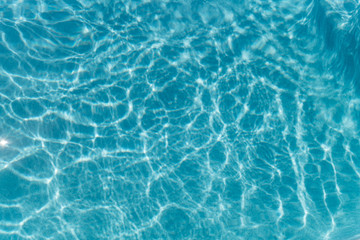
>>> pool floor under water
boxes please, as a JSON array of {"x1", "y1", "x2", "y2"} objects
[{"x1": 0, "y1": 0, "x2": 360, "y2": 239}]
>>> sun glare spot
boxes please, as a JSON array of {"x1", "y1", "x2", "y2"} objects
[{"x1": 0, "y1": 139, "x2": 8, "y2": 147}]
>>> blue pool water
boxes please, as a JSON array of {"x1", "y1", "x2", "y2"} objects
[{"x1": 0, "y1": 0, "x2": 360, "y2": 239}]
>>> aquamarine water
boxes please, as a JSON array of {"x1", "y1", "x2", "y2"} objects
[{"x1": 0, "y1": 0, "x2": 360, "y2": 239}]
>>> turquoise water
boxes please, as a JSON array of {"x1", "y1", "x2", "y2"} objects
[{"x1": 0, "y1": 0, "x2": 360, "y2": 239}]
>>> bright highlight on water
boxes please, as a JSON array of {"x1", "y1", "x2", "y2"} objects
[
  {"x1": 0, "y1": 0, "x2": 360, "y2": 239},
  {"x1": 0, "y1": 139, "x2": 8, "y2": 147}
]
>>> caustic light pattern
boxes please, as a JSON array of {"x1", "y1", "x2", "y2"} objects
[{"x1": 0, "y1": 0, "x2": 360, "y2": 239}]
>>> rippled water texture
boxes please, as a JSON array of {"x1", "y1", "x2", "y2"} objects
[{"x1": 1, "y1": 0, "x2": 360, "y2": 239}]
